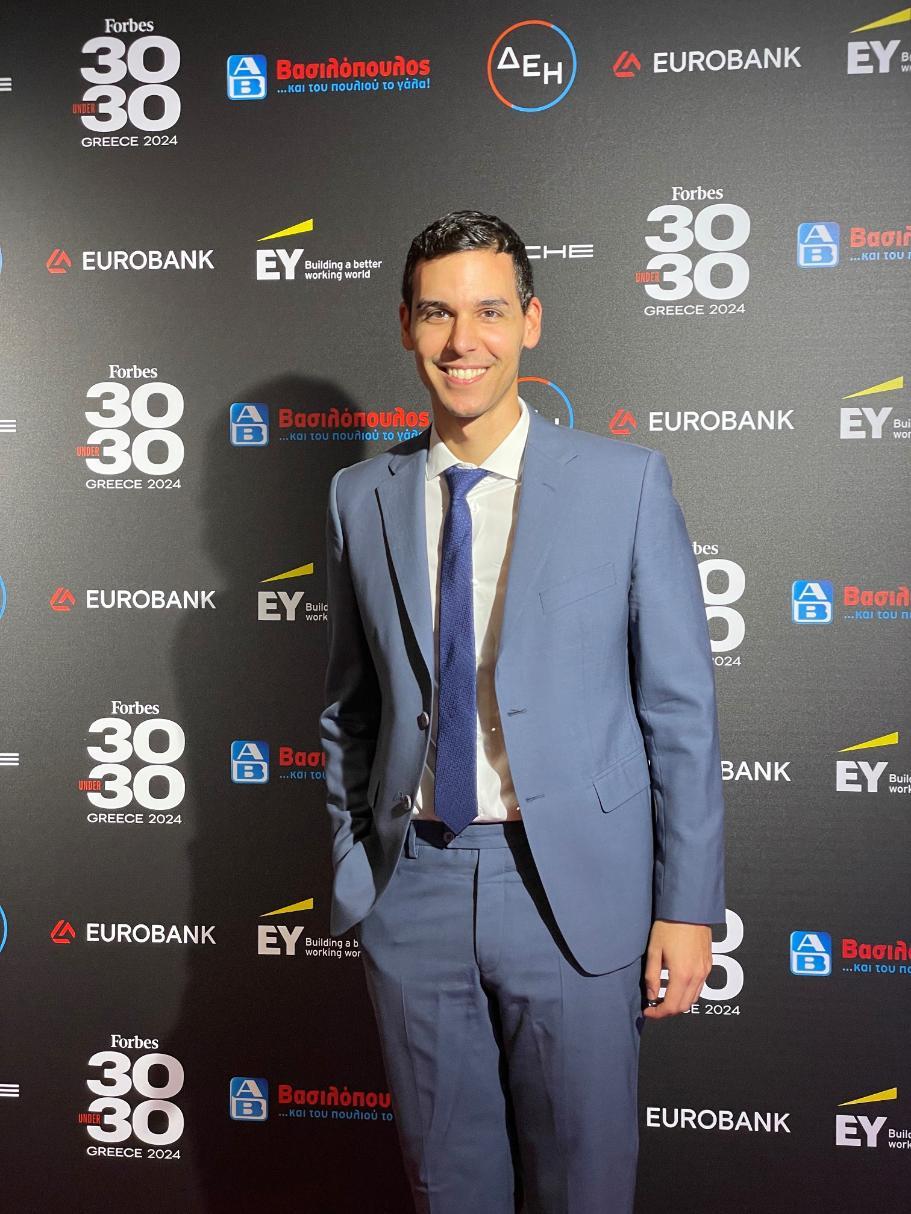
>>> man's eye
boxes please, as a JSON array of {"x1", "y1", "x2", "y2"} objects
[{"x1": 481, "y1": 310, "x2": 502, "y2": 319}]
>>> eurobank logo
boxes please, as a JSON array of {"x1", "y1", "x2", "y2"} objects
[
  {"x1": 836, "y1": 1087, "x2": 900, "y2": 1148},
  {"x1": 0, "y1": 904, "x2": 8, "y2": 953},
  {"x1": 487, "y1": 20, "x2": 577, "y2": 111},
  {"x1": 847, "y1": 8, "x2": 911, "y2": 74},
  {"x1": 0, "y1": 573, "x2": 7, "y2": 619}
]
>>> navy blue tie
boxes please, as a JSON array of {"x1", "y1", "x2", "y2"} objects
[{"x1": 434, "y1": 465, "x2": 488, "y2": 835}]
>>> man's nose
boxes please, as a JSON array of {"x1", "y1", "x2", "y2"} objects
[{"x1": 446, "y1": 313, "x2": 479, "y2": 355}]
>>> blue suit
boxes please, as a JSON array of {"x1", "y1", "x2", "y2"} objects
[
  {"x1": 321, "y1": 406, "x2": 725, "y2": 972},
  {"x1": 320, "y1": 406, "x2": 725, "y2": 1212}
]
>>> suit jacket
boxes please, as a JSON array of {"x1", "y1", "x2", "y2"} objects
[{"x1": 319, "y1": 406, "x2": 725, "y2": 975}]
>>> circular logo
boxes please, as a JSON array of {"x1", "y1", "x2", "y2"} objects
[
  {"x1": 0, "y1": 574, "x2": 6, "y2": 620},
  {"x1": 519, "y1": 376, "x2": 574, "y2": 426},
  {"x1": 0, "y1": 905, "x2": 7, "y2": 954},
  {"x1": 487, "y1": 20, "x2": 577, "y2": 112}
]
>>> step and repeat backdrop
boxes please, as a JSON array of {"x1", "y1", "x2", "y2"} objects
[{"x1": 0, "y1": 1, "x2": 908, "y2": 1210}]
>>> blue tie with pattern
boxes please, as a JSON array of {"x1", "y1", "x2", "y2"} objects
[{"x1": 434, "y1": 464, "x2": 489, "y2": 835}]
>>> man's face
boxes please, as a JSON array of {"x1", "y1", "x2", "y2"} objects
[{"x1": 399, "y1": 247, "x2": 541, "y2": 423}]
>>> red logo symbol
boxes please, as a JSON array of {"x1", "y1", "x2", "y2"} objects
[
  {"x1": 50, "y1": 587, "x2": 76, "y2": 612},
  {"x1": 609, "y1": 409, "x2": 638, "y2": 436},
  {"x1": 50, "y1": 920, "x2": 76, "y2": 944},
  {"x1": 613, "y1": 51, "x2": 641, "y2": 78},
  {"x1": 46, "y1": 248, "x2": 72, "y2": 275}
]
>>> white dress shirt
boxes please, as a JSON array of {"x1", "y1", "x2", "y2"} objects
[{"x1": 413, "y1": 396, "x2": 530, "y2": 822}]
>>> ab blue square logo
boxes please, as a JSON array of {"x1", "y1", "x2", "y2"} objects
[
  {"x1": 792, "y1": 579, "x2": 834, "y2": 624},
  {"x1": 227, "y1": 55, "x2": 267, "y2": 100},
  {"x1": 797, "y1": 222, "x2": 840, "y2": 267},
  {"x1": 790, "y1": 931, "x2": 832, "y2": 976},
  {"x1": 230, "y1": 402, "x2": 269, "y2": 447},
  {"x1": 231, "y1": 741, "x2": 270, "y2": 784},
  {"x1": 230, "y1": 1077, "x2": 269, "y2": 1120}
]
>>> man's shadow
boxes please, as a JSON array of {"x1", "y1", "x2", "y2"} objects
[{"x1": 169, "y1": 375, "x2": 411, "y2": 1211}]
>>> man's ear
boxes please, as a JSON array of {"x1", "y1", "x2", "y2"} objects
[
  {"x1": 522, "y1": 296, "x2": 543, "y2": 350},
  {"x1": 399, "y1": 301, "x2": 414, "y2": 351}
]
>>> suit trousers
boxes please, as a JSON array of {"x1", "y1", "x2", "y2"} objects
[{"x1": 356, "y1": 818, "x2": 644, "y2": 1214}]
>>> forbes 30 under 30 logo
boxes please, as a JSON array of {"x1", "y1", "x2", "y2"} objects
[
  {"x1": 75, "y1": 22, "x2": 181, "y2": 145},
  {"x1": 84, "y1": 713, "x2": 186, "y2": 817},
  {"x1": 80, "y1": 378, "x2": 185, "y2": 487},
  {"x1": 697, "y1": 551, "x2": 746, "y2": 667},
  {"x1": 640, "y1": 188, "x2": 751, "y2": 317},
  {"x1": 82, "y1": 1046, "x2": 185, "y2": 1155}
]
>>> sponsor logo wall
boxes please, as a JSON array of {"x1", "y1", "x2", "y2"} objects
[{"x1": 0, "y1": 2, "x2": 907, "y2": 1210}]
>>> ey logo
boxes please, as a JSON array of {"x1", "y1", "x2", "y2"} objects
[
  {"x1": 836, "y1": 1086, "x2": 897, "y2": 1147},
  {"x1": 257, "y1": 563, "x2": 314, "y2": 620},
  {"x1": 257, "y1": 899, "x2": 314, "y2": 955},
  {"x1": 840, "y1": 374, "x2": 903, "y2": 438},
  {"x1": 836, "y1": 730, "x2": 898, "y2": 792},
  {"x1": 255, "y1": 218, "x2": 315, "y2": 280},
  {"x1": 847, "y1": 8, "x2": 910, "y2": 74}
]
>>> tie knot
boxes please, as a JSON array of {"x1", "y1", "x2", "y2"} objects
[{"x1": 444, "y1": 465, "x2": 488, "y2": 503}]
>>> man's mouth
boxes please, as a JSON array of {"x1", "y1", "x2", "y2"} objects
[{"x1": 440, "y1": 366, "x2": 489, "y2": 382}]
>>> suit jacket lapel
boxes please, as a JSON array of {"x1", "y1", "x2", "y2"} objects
[{"x1": 375, "y1": 405, "x2": 576, "y2": 685}]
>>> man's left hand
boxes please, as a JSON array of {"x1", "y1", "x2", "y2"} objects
[{"x1": 643, "y1": 919, "x2": 713, "y2": 1019}]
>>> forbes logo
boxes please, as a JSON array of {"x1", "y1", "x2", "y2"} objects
[{"x1": 790, "y1": 930, "x2": 832, "y2": 976}]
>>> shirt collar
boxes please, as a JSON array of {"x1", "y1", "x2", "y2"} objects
[{"x1": 426, "y1": 396, "x2": 530, "y2": 483}]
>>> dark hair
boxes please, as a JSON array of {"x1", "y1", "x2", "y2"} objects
[{"x1": 401, "y1": 210, "x2": 534, "y2": 314}]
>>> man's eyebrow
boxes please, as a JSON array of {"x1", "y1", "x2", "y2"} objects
[{"x1": 414, "y1": 297, "x2": 511, "y2": 313}]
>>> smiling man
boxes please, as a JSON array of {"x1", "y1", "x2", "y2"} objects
[{"x1": 320, "y1": 211, "x2": 726, "y2": 1214}]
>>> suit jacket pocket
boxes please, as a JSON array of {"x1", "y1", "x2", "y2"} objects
[
  {"x1": 593, "y1": 748, "x2": 651, "y2": 814},
  {"x1": 539, "y1": 561, "x2": 616, "y2": 614}
]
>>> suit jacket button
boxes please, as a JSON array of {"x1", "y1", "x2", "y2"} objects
[
  {"x1": 417, "y1": 711, "x2": 430, "y2": 729},
  {"x1": 400, "y1": 794, "x2": 413, "y2": 810}
]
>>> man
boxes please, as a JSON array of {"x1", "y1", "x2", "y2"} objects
[{"x1": 319, "y1": 211, "x2": 725, "y2": 1213}]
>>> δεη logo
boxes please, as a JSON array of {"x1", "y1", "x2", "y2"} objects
[
  {"x1": 487, "y1": 20, "x2": 577, "y2": 112},
  {"x1": 517, "y1": 377, "x2": 574, "y2": 427}
]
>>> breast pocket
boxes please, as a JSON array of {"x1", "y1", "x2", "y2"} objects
[{"x1": 539, "y1": 561, "x2": 616, "y2": 615}]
